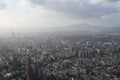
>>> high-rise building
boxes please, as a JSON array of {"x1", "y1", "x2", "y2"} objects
[{"x1": 26, "y1": 57, "x2": 34, "y2": 80}]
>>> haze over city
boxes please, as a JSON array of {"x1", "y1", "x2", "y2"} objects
[{"x1": 0, "y1": 0, "x2": 120, "y2": 80}]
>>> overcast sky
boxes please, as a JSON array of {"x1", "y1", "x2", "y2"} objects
[{"x1": 0, "y1": 0, "x2": 120, "y2": 32}]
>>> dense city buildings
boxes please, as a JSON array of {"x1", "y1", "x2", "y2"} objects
[{"x1": 0, "y1": 32, "x2": 120, "y2": 80}]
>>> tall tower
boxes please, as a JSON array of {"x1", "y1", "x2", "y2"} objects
[
  {"x1": 26, "y1": 57, "x2": 34, "y2": 80},
  {"x1": 11, "y1": 32, "x2": 15, "y2": 38}
]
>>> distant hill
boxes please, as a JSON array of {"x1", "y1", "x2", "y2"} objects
[
  {"x1": 101, "y1": 27, "x2": 120, "y2": 33},
  {"x1": 56, "y1": 23, "x2": 102, "y2": 32},
  {"x1": 57, "y1": 23, "x2": 120, "y2": 33}
]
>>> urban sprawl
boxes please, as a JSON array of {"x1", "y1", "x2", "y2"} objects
[{"x1": 0, "y1": 32, "x2": 120, "y2": 80}]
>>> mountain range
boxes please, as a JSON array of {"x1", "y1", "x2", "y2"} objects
[{"x1": 56, "y1": 23, "x2": 120, "y2": 33}]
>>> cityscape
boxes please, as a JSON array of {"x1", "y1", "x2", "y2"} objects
[
  {"x1": 0, "y1": 32, "x2": 120, "y2": 80},
  {"x1": 0, "y1": 0, "x2": 120, "y2": 80}
]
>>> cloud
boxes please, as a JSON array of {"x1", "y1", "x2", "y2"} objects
[
  {"x1": 25, "y1": 0, "x2": 119, "y2": 18},
  {"x1": 0, "y1": 0, "x2": 6, "y2": 9},
  {"x1": 103, "y1": 0, "x2": 120, "y2": 2},
  {"x1": 90, "y1": 0, "x2": 120, "y2": 3}
]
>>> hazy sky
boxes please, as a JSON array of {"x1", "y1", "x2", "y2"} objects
[{"x1": 0, "y1": 0, "x2": 120, "y2": 32}]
